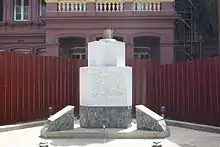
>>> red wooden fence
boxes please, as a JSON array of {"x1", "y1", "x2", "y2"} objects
[{"x1": 0, "y1": 52, "x2": 219, "y2": 126}]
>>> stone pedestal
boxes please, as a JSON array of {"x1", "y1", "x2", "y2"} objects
[{"x1": 80, "y1": 38, "x2": 132, "y2": 128}]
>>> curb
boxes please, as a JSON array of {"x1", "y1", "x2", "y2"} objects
[
  {"x1": 0, "y1": 120, "x2": 45, "y2": 133},
  {"x1": 165, "y1": 119, "x2": 220, "y2": 134},
  {"x1": 42, "y1": 129, "x2": 169, "y2": 139}
]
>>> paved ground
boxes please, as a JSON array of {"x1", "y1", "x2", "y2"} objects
[
  {"x1": 0, "y1": 126, "x2": 219, "y2": 147},
  {"x1": 169, "y1": 126, "x2": 220, "y2": 147}
]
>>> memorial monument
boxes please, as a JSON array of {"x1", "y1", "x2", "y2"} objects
[{"x1": 40, "y1": 29, "x2": 170, "y2": 140}]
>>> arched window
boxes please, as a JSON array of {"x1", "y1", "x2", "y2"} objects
[
  {"x1": 12, "y1": 49, "x2": 31, "y2": 54},
  {"x1": 37, "y1": 48, "x2": 46, "y2": 56}
]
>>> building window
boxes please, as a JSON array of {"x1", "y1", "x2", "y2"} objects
[
  {"x1": 12, "y1": 49, "x2": 30, "y2": 54},
  {"x1": 40, "y1": 0, "x2": 46, "y2": 16},
  {"x1": 14, "y1": 0, "x2": 29, "y2": 21},
  {"x1": 0, "y1": 0, "x2": 3, "y2": 21},
  {"x1": 70, "y1": 47, "x2": 86, "y2": 59},
  {"x1": 37, "y1": 48, "x2": 46, "y2": 56},
  {"x1": 134, "y1": 46, "x2": 151, "y2": 59}
]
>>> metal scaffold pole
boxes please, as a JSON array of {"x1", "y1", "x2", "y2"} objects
[{"x1": 174, "y1": 0, "x2": 203, "y2": 62}]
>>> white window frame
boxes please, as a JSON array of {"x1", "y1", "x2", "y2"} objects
[
  {"x1": 40, "y1": 0, "x2": 46, "y2": 16},
  {"x1": 134, "y1": 46, "x2": 151, "y2": 59},
  {"x1": 14, "y1": 0, "x2": 29, "y2": 21},
  {"x1": 70, "y1": 47, "x2": 86, "y2": 59}
]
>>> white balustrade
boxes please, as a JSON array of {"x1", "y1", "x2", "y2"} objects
[
  {"x1": 56, "y1": 1, "x2": 162, "y2": 12},
  {"x1": 96, "y1": 2, "x2": 124, "y2": 12},
  {"x1": 57, "y1": 2, "x2": 87, "y2": 12},
  {"x1": 133, "y1": 2, "x2": 161, "y2": 11}
]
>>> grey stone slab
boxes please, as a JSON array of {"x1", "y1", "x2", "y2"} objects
[
  {"x1": 42, "y1": 122, "x2": 168, "y2": 139},
  {"x1": 80, "y1": 106, "x2": 132, "y2": 128},
  {"x1": 136, "y1": 105, "x2": 170, "y2": 137},
  {"x1": 40, "y1": 105, "x2": 74, "y2": 137}
]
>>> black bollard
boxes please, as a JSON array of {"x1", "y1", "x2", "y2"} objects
[
  {"x1": 48, "y1": 107, "x2": 53, "y2": 117},
  {"x1": 152, "y1": 141, "x2": 162, "y2": 147},
  {"x1": 160, "y1": 106, "x2": 166, "y2": 118},
  {"x1": 39, "y1": 142, "x2": 48, "y2": 147}
]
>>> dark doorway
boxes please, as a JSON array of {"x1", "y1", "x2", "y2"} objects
[
  {"x1": 133, "y1": 36, "x2": 160, "y2": 60},
  {"x1": 59, "y1": 37, "x2": 86, "y2": 59}
]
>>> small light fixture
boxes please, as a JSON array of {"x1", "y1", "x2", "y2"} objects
[{"x1": 152, "y1": 141, "x2": 162, "y2": 147}]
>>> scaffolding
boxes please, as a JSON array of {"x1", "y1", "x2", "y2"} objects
[{"x1": 174, "y1": 0, "x2": 203, "y2": 62}]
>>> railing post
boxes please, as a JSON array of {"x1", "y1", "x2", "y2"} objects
[
  {"x1": 45, "y1": 0, "x2": 58, "y2": 16},
  {"x1": 161, "y1": 0, "x2": 174, "y2": 12},
  {"x1": 86, "y1": 0, "x2": 95, "y2": 16},
  {"x1": 124, "y1": 0, "x2": 133, "y2": 15}
]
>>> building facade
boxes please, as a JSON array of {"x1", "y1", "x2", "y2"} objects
[{"x1": 0, "y1": 0, "x2": 175, "y2": 64}]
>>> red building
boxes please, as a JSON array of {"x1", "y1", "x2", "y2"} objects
[{"x1": 0, "y1": 0, "x2": 175, "y2": 64}]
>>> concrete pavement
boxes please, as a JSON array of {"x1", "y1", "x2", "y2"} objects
[
  {"x1": 169, "y1": 126, "x2": 220, "y2": 147},
  {"x1": 0, "y1": 125, "x2": 219, "y2": 147}
]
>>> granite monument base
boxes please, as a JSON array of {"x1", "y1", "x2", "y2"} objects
[
  {"x1": 136, "y1": 105, "x2": 170, "y2": 137},
  {"x1": 80, "y1": 106, "x2": 132, "y2": 128},
  {"x1": 40, "y1": 105, "x2": 75, "y2": 137}
]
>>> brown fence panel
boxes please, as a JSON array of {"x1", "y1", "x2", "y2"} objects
[
  {"x1": 0, "y1": 53, "x2": 85, "y2": 125},
  {"x1": 130, "y1": 58, "x2": 220, "y2": 126},
  {"x1": 148, "y1": 58, "x2": 220, "y2": 126}
]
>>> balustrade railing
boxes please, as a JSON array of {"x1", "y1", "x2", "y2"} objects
[
  {"x1": 57, "y1": 2, "x2": 87, "y2": 12},
  {"x1": 95, "y1": 1, "x2": 124, "y2": 12},
  {"x1": 133, "y1": 1, "x2": 161, "y2": 11},
  {"x1": 47, "y1": 0, "x2": 171, "y2": 13}
]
